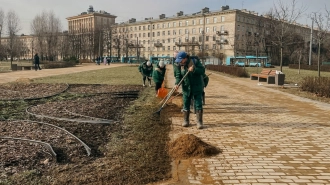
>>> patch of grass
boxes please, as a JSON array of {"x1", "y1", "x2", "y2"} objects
[{"x1": 33, "y1": 66, "x2": 142, "y2": 85}]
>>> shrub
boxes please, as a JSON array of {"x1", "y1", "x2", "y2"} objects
[
  {"x1": 206, "y1": 65, "x2": 249, "y2": 77},
  {"x1": 42, "y1": 61, "x2": 77, "y2": 69},
  {"x1": 300, "y1": 76, "x2": 330, "y2": 98}
]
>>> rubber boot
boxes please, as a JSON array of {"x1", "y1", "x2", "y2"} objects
[
  {"x1": 196, "y1": 110, "x2": 203, "y2": 129},
  {"x1": 182, "y1": 110, "x2": 190, "y2": 127}
]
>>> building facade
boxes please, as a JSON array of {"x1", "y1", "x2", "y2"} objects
[{"x1": 110, "y1": 5, "x2": 312, "y2": 65}]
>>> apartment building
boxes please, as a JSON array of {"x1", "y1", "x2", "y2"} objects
[
  {"x1": 66, "y1": 5, "x2": 116, "y2": 34},
  {"x1": 112, "y1": 5, "x2": 312, "y2": 65}
]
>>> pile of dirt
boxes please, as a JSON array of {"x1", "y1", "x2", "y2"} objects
[{"x1": 168, "y1": 134, "x2": 221, "y2": 159}]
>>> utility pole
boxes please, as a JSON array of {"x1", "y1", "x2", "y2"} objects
[
  {"x1": 202, "y1": 14, "x2": 206, "y2": 66},
  {"x1": 137, "y1": 37, "x2": 139, "y2": 61},
  {"x1": 308, "y1": 19, "x2": 313, "y2": 65}
]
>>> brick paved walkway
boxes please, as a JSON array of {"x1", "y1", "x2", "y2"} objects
[{"x1": 165, "y1": 66, "x2": 330, "y2": 185}]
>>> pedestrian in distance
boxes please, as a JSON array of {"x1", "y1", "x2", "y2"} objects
[
  {"x1": 103, "y1": 56, "x2": 107, "y2": 65},
  {"x1": 107, "y1": 57, "x2": 111, "y2": 65},
  {"x1": 34, "y1": 53, "x2": 41, "y2": 71},
  {"x1": 174, "y1": 51, "x2": 205, "y2": 129},
  {"x1": 152, "y1": 60, "x2": 166, "y2": 96},
  {"x1": 138, "y1": 60, "x2": 153, "y2": 87}
]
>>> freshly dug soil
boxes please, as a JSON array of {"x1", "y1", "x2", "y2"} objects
[{"x1": 168, "y1": 134, "x2": 221, "y2": 159}]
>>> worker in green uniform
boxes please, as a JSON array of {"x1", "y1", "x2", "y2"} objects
[{"x1": 174, "y1": 51, "x2": 205, "y2": 129}]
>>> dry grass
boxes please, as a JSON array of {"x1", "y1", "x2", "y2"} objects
[{"x1": 33, "y1": 65, "x2": 141, "y2": 85}]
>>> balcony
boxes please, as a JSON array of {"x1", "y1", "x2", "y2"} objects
[
  {"x1": 216, "y1": 30, "x2": 228, "y2": 35},
  {"x1": 175, "y1": 41, "x2": 200, "y2": 47},
  {"x1": 154, "y1": 43, "x2": 163, "y2": 47},
  {"x1": 216, "y1": 39, "x2": 228, "y2": 44}
]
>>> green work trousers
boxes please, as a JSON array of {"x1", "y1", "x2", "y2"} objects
[{"x1": 183, "y1": 93, "x2": 203, "y2": 111}]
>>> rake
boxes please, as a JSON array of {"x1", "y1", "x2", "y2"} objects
[{"x1": 154, "y1": 71, "x2": 190, "y2": 116}]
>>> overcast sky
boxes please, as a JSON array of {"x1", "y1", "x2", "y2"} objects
[{"x1": 1, "y1": 0, "x2": 329, "y2": 35}]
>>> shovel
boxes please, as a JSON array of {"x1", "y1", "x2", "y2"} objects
[{"x1": 154, "y1": 71, "x2": 190, "y2": 116}]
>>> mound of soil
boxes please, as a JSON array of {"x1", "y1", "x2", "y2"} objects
[{"x1": 168, "y1": 134, "x2": 221, "y2": 159}]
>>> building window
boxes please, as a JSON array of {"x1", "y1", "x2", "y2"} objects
[
  {"x1": 199, "y1": 36, "x2": 202, "y2": 42},
  {"x1": 192, "y1": 28, "x2": 196, "y2": 34},
  {"x1": 148, "y1": 47, "x2": 150, "y2": 51},
  {"x1": 157, "y1": 24, "x2": 160, "y2": 29},
  {"x1": 185, "y1": 29, "x2": 189, "y2": 34},
  {"x1": 139, "y1": 33, "x2": 141, "y2": 37},
  {"x1": 192, "y1": 37, "x2": 195, "y2": 42},
  {"x1": 192, "y1": 20, "x2": 196, "y2": 25},
  {"x1": 213, "y1": 44, "x2": 216, "y2": 49},
  {"x1": 173, "y1": 30, "x2": 176, "y2": 35},
  {"x1": 148, "y1": 33, "x2": 150, "y2": 37},
  {"x1": 168, "y1": 38, "x2": 170, "y2": 43},
  {"x1": 168, "y1": 46, "x2": 170, "y2": 50},
  {"x1": 173, "y1": 46, "x2": 176, "y2": 50},
  {"x1": 173, "y1": 22, "x2": 176, "y2": 27},
  {"x1": 221, "y1": 16, "x2": 225, "y2": 22},
  {"x1": 199, "y1": 19, "x2": 203, "y2": 24},
  {"x1": 163, "y1": 23, "x2": 166, "y2": 28},
  {"x1": 157, "y1": 32, "x2": 160, "y2": 36},
  {"x1": 199, "y1": 28, "x2": 203, "y2": 33},
  {"x1": 185, "y1": 20, "x2": 189, "y2": 26},
  {"x1": 206, "y1": 27, "x2": 209, "y2": 33},
  {"x1": 237, "y1": 25, "x2": 240, "y2": 31},
  {"x1": 213, "y1": 17, "x2": 217, "y2": 23},
  {"x1": 143, "y1": 33, "x2": 146, "y2": 37},
  {"x1": 213, "y1": 26, "x2": 217, "y2": 32},
  {"x1": 162, "y1": 39, "x2": 165, "y2": 43},
  {"x1": 143, "y1": 26, "x2": 146, "y2": 30},
  {"x1": 168, "y1": 30, "x2": 170, "y2": 35},
  {"x1": 168, "y1": 23, "x2": 171, "y2": 28},
  {"x1": 152, "y1": 32, "x2": 155, "y2": 37},
  {"x1": 148, "y1": 25, "x2": 151, "y2": 30},
  {"x1": 213, "y1": 36, "x2": 216, "y2": 41},
  {"x1": 206, "y1": 36, "x2": 209, "y2": 41},
  {"x1": 143, "y1": 40, "x2": 146, "y2": 44},
  {"x1": 173, "y1": 38, "x2": 176, "y2": 43},
  {"x1": 162, "y1": 46, "x2": 165, "y2": 51},
  {"x1": 185, "y1": 37, "x2": 189, "y2": 42},
  {"x1": 162, "y1": 31, "x2": 165, "y2": 36},
  {"x1": 205, "y1": 44, "x2": 209, "y2": 50},
  {"x1": 221, "y1": 25, "x2": 224, "y2": 31},
  {"x1": 179, "y1": 21, "x2": 182, "y2": 26},
  {"x1": 206, "y1": 18, "x2": 209, "y2": 24},
  {"x1": 148, "y1": 40, "x2": 150, "y2": 44},
  {"x1": 179, "y1": 29, "x2": 182, "y2": 34}
]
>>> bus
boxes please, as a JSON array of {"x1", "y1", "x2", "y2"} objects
[
  {"x1": 225, "y1": 56, "x2": 271, "y2": 67},
  {"x1": 149, "y1": 56, "x2": 173, "y2": 65}
]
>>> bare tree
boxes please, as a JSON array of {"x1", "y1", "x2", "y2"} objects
[
  {"x1": 31, "y1": 12, "x2": 47, "y2": 60},
  {"x1": 6, "y1": 10, "x2": 21, "y2": 68},
  {"x1": 267, "y1": 0, "x2": 305, "y2": 72},
  {"x1": 311, "y1": 9, "x2": 330, "y2": 77},
  {"x1": 31, "y1": 11, "x2": 62, "y2": 61},
  {"x1": 0, "y1": 8, "x2": 5, "y2": 47}
]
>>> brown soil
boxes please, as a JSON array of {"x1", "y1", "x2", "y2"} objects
[{"x1": 168, "y1": 134, "x2": 221, "y2": 160}]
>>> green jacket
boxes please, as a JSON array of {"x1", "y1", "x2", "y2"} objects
[
  {"x1": 174, "y1": 58, "x2": 205, "y2": 96},
  {"x1": 152, "y1": 63, "x2": 166, "y2": 83},
  {"x1": 138, "y1": 62, "x2": 153, "y2": 77}
]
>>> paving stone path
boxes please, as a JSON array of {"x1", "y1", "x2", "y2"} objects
[{"x1": 166, "y1": 66, "x2": 330, "y2": 185}]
